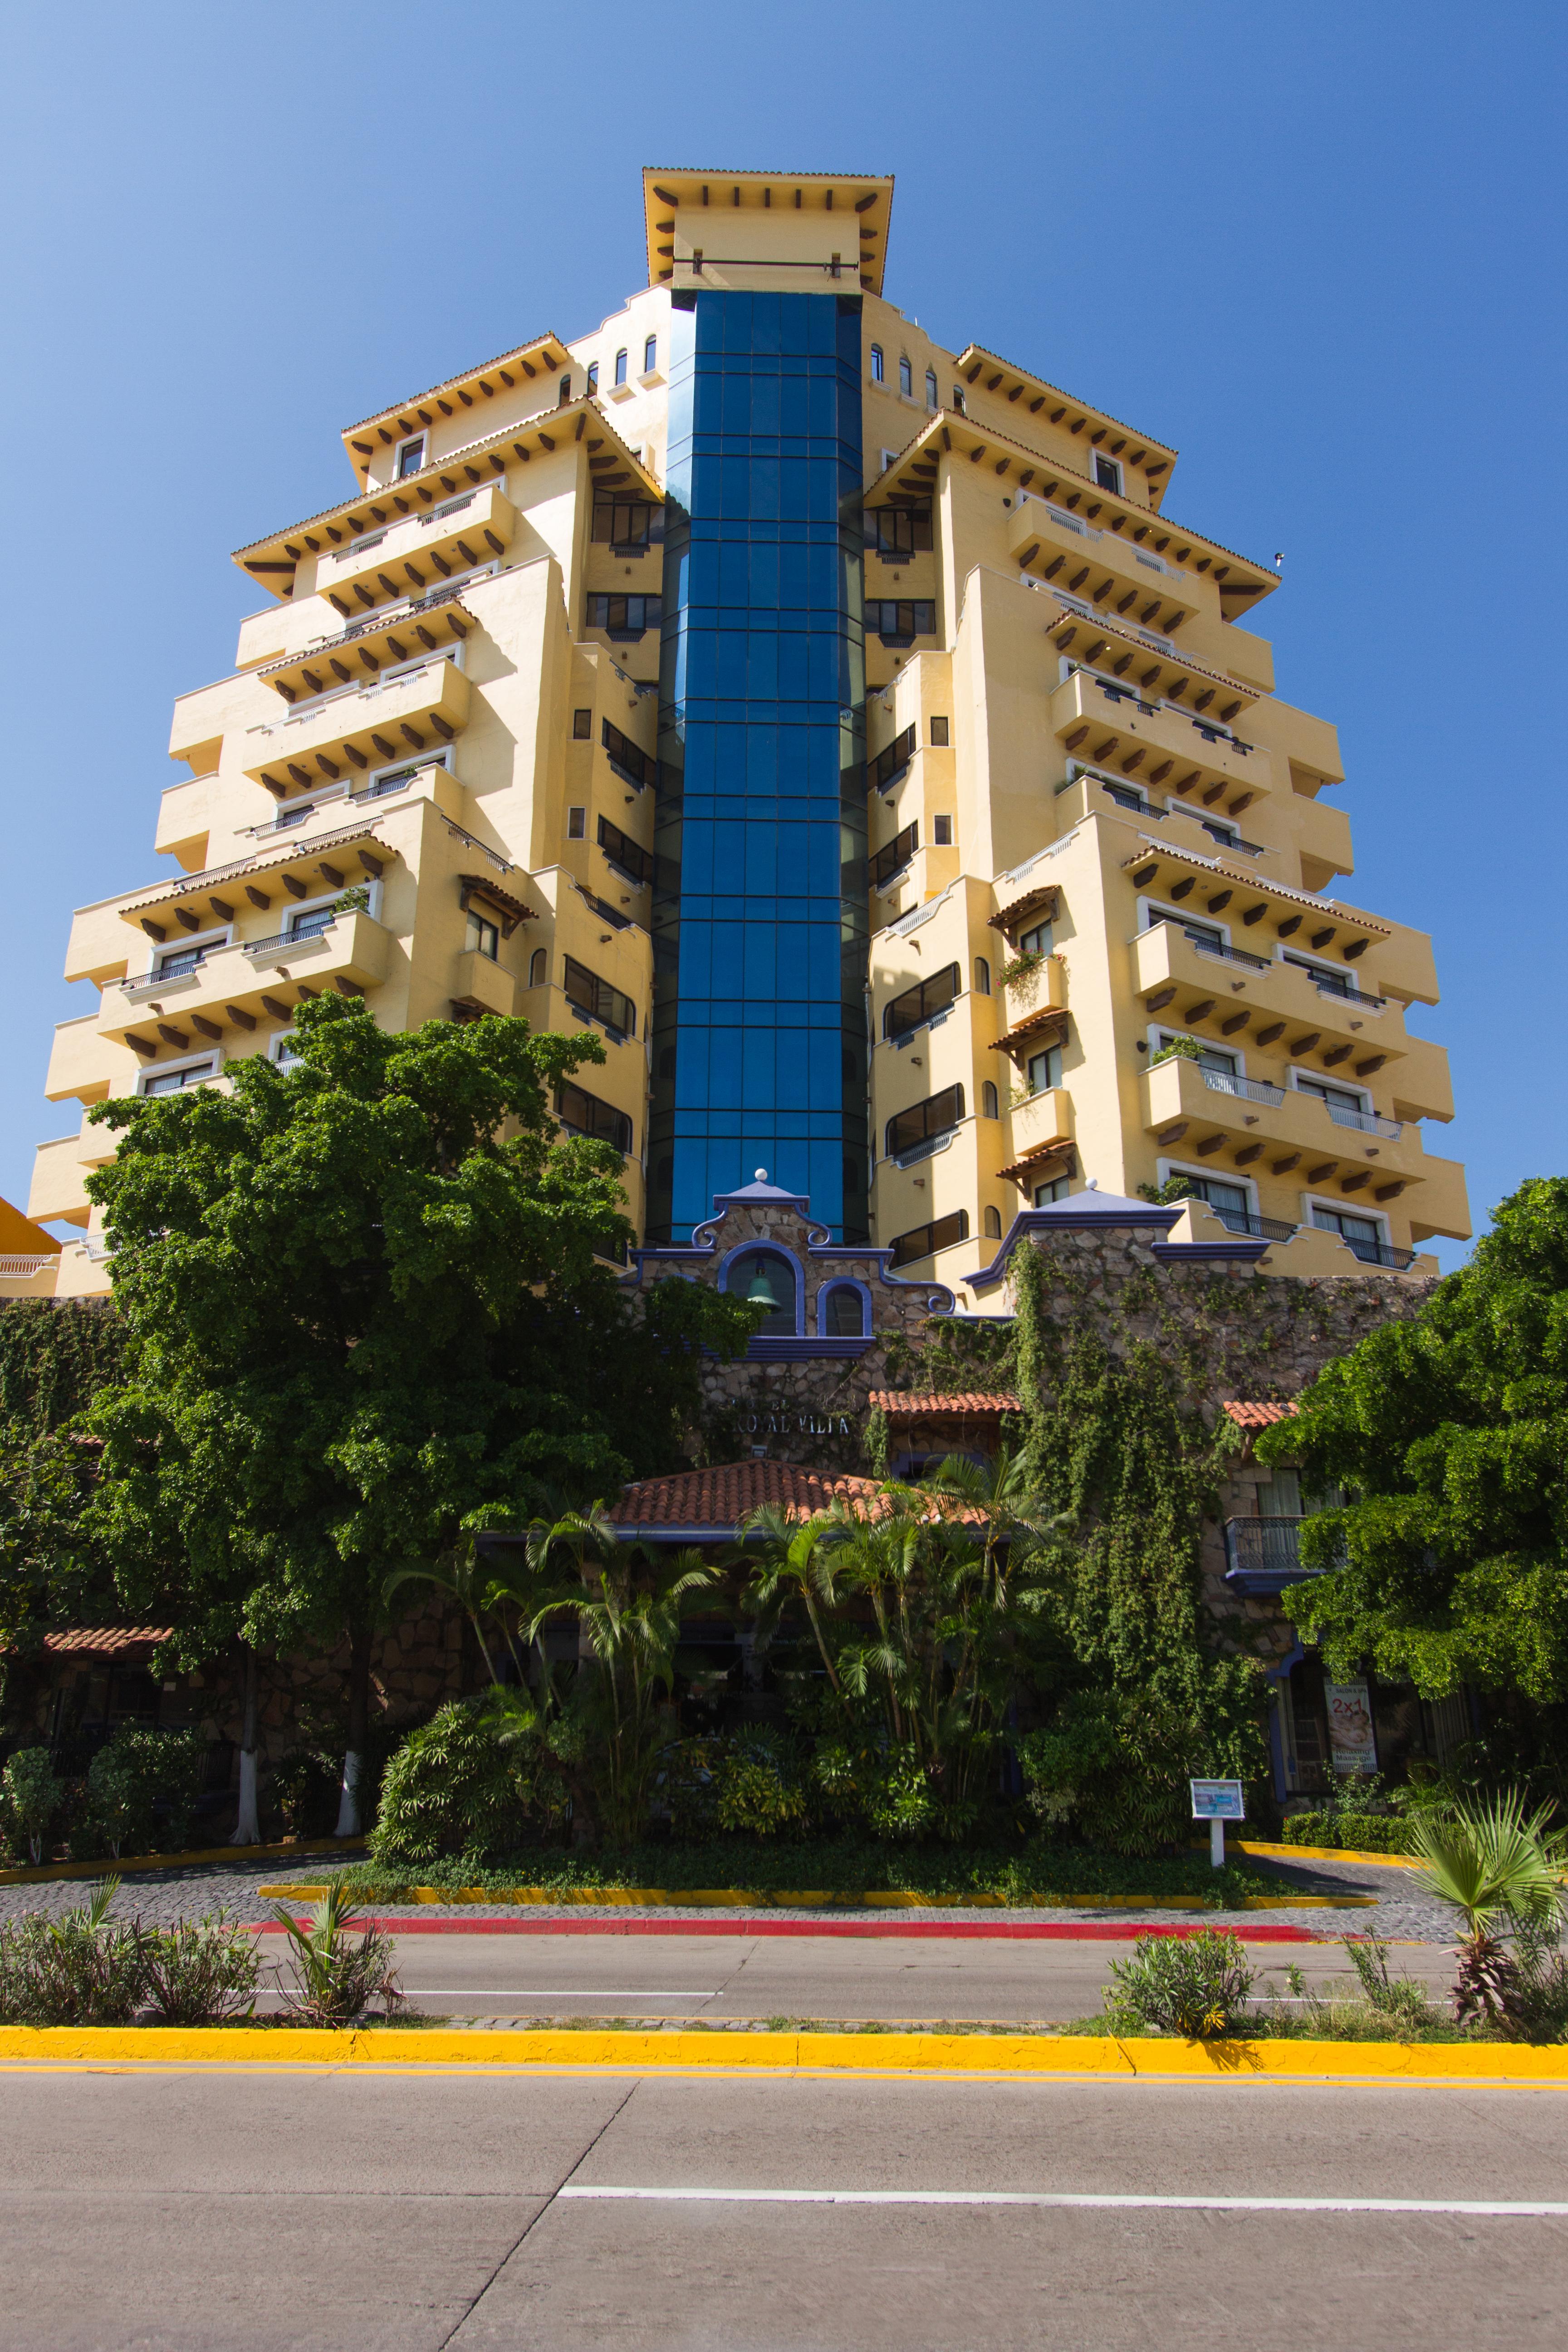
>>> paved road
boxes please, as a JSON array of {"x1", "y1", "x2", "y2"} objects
[
  {"x1": 0, "y1": 2062, "x2": 1562, "y2": 2348},
  {"x1": 245, "y1": 1925, "x2": 1460, "y2": 2025}
]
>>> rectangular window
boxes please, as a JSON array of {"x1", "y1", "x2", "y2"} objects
[
  {"x1": 141, "y1": 1056, "x2": 217, "y2": 1096},
  {"x1": 601, "y1": 717, "x2": 657, "y2": 790},
  {"x1": 1019, "y1": 920, "x2": 1053, "y2": 957},
  {"x1": 886, "y1": 1084, "x2": 965, "y2": 1159},
  {"x1": 879, "y1": 449, "x2": 897, "y2": 475},
  {"x1": 1033, "y1": 1176, "x2": 1069, "y2": 1206},
  {"x1": 932, "y1": 814, "x2": 953, "y2": 847},
  {"x1": 867, "y1": 723, "x2": 918, "y2": 794},
  {"x1": 868, "y1": 820, "x2": 918, "y2": 892},
  {"x1": 567, "y1": 806, "x2": 587, "y2": 840},
  {"x1": 898, "y1": 356, "x2": 912, "y2": 397},
  {"x1": 1102, "y1": 780, "x2": 1147, "y2": 813},
  {"x1": 865, "y1": 504, "x2": 933, "y2": 555},
  {"x1": 563, "y1": 955, "x2": 636, "y2": 1038},
  {"x1": 643, "y1": 336, "x2": 657, "y2": 374},
  {"x1": 288, "y1": 905, "x2": 337, "y2": 941},
  {"x1": 889, "y1": 1207, "x2": 969, "y2": 1267},
  {"x1": 466, "y1": 910, "x2": 500, "y2": 961},
  {"x1": 1094, "y1": 453, "x2": 1123, "y2": 494},
  {"x1": 1026, "y1": 1043, "x2": 1062, "y2": 1095},
  {"x1": 597, "y1": 814, "x2": 652, "y2": 887},
  {"x1": 591, "y1": 497, "x2": 661, "y2": 548},
  {"x1": 395, "y1": 435, "x2": 426, "y2": 479},
  {"x1": 585, "y1": 593, "x2": 661, "y2": 636},
  {"x1": 929, "y1": 715, "x2": 949, "y2": 746},
  {"x1": 1284, "y1": 951, "x2": 1352, "y2": 997},
  {"x1": 556, "y1": 1080, "x2": 633, "y2": 1154},
  {"x1": 867, "y1": 600, "x2": 935, "y2": 641},
  {"x1": 1296, "y1": 1076, "x2": 1366, "y2": 1117},
  {"x1": 573, "y1": 708, "x2": 593, "y2": 740},
  {"x1": 883, "y1": 963, "x2": 960, "y2": 1040},
  {"x1": 153, "y1": 939, "x2": 220, "y2": 980},
  {"x1": 1157, "y1": 1031, "x2": 1236, "y2": 1077}
]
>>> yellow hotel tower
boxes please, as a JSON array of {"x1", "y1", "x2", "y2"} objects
[{"x1": 27, "y1": 169, "x2": 1468, "y2": 1306}]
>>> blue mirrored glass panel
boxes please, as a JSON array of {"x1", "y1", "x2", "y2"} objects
[{"x1": 650, "y1": 290, "x2": 868, "y2": 1242}]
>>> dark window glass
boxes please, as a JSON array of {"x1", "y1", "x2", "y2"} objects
[
  {"x1": 614, "y1": 348, "x2": 628, "y2": 385},
  {"x1": 567, "y1": 806, "x2": 586, "y2": 839},
  {"x1": 929, "y1": 714, "x2": 949, "y2": 746},
  {"x1": 573, "y1": 708, "x2": 592, "y2": 740},
  {"x1": 155, "y1": 945, "x2": 208, "y2": 979},
  {"x1": 981, "y1": 1081, "x2": 999, "y2": 1118},
  {"x1": 644, "y1": 336, "x2": 657, "y2": 373},
  {"x1": 926, "y1": 369, "x2": 938, "y2": 408},
  {"x1": 867, "y1": 601, "x2": 935, "y2": 640},
  {"x1": 559, "y1": 374, "x2": 572, "y2": 404},
  {"x1": 886, "y1": 1084, "x2": 965, "y2": 1158},
  {"x1": 587, "y1": 362, "x2": 599, "y2": 392},
  {"x1": 867, "y1": 724, "x2": 917, "y2": 794},
  {"x1": 396, "y1": 438, "x2": 425, "y2": 478},
  {"x1": 882, "y1": 962, "x2": 958, "y2": 1039},
  {"x1": 933, "y1": 814, "x2": 952, "y2": 845},
  {"x1": 974, "y1": 956, "x2": 990, "y2": 995},
  {"x1": 824, "y1": 1284, "x2": 867, "y2": 1337},
  {"x1": 586, "y1": 594, "x2": 661, "y2": 636},
  {"x1": 529, "y1": 948, "x2": 546, "y2": 985},
  {"x1": 597, "y1": 814, "x2": 652, "y2": 887},
  {"x1": 898, "y1": 356, "x2": 912, "y2": 397},
  {"x1": 591, "y1": 497, "x2": 661, "y2": 547},
  {"x1": 564, "y1": 955, "x2": 637, "y2": 1037},
  {"x1": 1094, "y1": 453, "x2": 1122, "y2": 492},
  {"x1": 870, "y1": 344, "x2": 884, "y2": 381},
  {"x1": 865, "y1": 503, "x2": 934, "y2": 555},
  {"x1": 556, "y1": 1081, "x2": 632, "y2": 1154},
  {"x1": 724, "y1": 1247, "x2": 797, "y2": 1335},
  {"x1": 984, "y1": 1205, "x2": 1002, "y2": 1238},
  {"x1": 868, "y1": 820, "x2": 918, "y2": 892},
  {"x1": 889, "y1": 1207, "x2": 969, "y2": 1268},
  {"x1": 601, "y1": 718, "x2": 657, "y2": 790}
]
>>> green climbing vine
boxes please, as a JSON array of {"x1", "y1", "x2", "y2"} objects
[{"x1": 0, "y1": 1301, "x2": 125, "y2": 1436}]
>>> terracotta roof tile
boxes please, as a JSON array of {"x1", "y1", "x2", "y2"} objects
[
  {"x1": 42, "y1": 1627, "x2": 173, "y2": 1656},
  {"x1": 1222, "y1": 1401, "x2": 1298, "y2": 1431},
  {"x1": 867, "y1": 1392, "x2": 1021, "y2": 1416},
  {"x1": 609, "y1": 1462, "x2": 886, "y2": 1532}
]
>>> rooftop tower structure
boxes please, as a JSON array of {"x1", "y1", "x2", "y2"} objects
[{"x1": 29, "y1": 168, "x2": 1468, "y2": 1301}]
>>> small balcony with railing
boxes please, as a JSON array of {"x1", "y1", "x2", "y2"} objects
[
  {"x1": 315, "y1": 484, "x2": 515, "y2": 608},
  {"x1": 100, "y1": 912, "x2": 391, "y2": 1056},
  {"x1": 1007, "y1": 494, "x2": 1202, "y2": 632},
  {"x1": 1130, "y1": 920, "x2": 1408, "y2": 1077},
  {"x1": 242, "y1": 650, "x2": 470, "y2": 798},
  {"x1": 1049, "y1": 668, "x2": 1271, "y2": 799},
  {"x1": 1142, "y1": 1049, "x2": 1426, "y2": 1202},
  {"x1": 1222, "y1": 1514, "x2": 1325, "y2": 1593}
]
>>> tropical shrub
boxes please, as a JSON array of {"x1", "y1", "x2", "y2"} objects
[
  {"x1": 82, "y1": 1725, "x2": 207, "y2": 1857},
  {"x1": 1411, "y1": 1790, "x2": 1567, "y2": 2033},
  {"x1": 661, "y1": 1731, "x2": 812, "y2": 1838},
  {"x1": 269, "y1": 1884, "x2": 402, "y2": 2024},
  {"x1": 371, "y1": 1697, "x2": 537, "y2": 1865},
  {"x1": 138, "y1": 1914, "x2": 260, "y2": 2024},
  {"x1": 2, "y1": 1747, "x2": 63, "y2": 1864},
  {"x1": 0, "y1": 1879, "x2": 144, "y2": 2024},
  {"x1": 1105, "y1": 1929, "x2": 1254, "y2": 2038},
  {"x1": 1340, "y1": 1935, "x2": 1436, "y2": 2028}
]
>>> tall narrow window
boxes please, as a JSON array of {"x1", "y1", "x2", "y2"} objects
[
  {"x1": 573, "y1": 708, "x2": 592, "y2": 740},
  {"x1": 567, "y1": 806, "x2": 586, "y2": 840},
  {"x1": 870, "y1": 344, "x2": 884, "y2": 382},
  {"x1": 614, "y1": 348, "x2": 628, "y2": 385},
  {"x1": 587, "y1": 361, "x2": 599, "y2": 393},
  {"x1": 984, "y1": 1205, "x2": 1003, "y2": 1239},
  {"x1": 974, "y1": 956, "x2": 990, "y2": 995},
  {"x1": 929, "y1": 715, "x2": 950, "y2": 746},
  {"x1": 529, "y1": 948, "x2": 547, "y2": 986},
  {"x1": 643, "y1": 335, "x2": 657, "y2": 373},
  {"x1": 952, "y1": 385, "x2": 966, "y2": 414},
  {"x1": 982, "y1": 1081, "x2": 999, "y2": 1119},
  {"x1": 1026, "y1": 1043, "x2": 1062, "y2": 1095},
  {"x1": 466, "y1": 911, "x2": 500, "y2": 961},
  {"x1": 898, "y1": 354, "x2": 912, "y2": 397},
  {"x1": 933, "y1": 814, "x2": 953, "y2": 846},
  {"x1": 559, "y1": 374, "x2": 572, "y2": 404},
  {"x1": 395, "y1": 435, "x2": 426, "y2": 479},
  {"x1": 1094, "y1": 452, "x2": 1123, "y2": 494},
  {"x1": 926, "y1": 368, "x2": 938, "y2": 408}
]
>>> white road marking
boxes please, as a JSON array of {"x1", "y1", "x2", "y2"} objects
[
  {"x1": 403, "y1": 1991, "x2": 721, "y2": 2000},
  {"x1": 560, "y1": 2186, "x2": 1568, "y2": 2218}
]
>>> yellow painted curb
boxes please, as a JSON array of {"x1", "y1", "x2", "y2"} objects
[
  {"x1": 0, "y1": 2024, "x2": 1563, "y2": 2085},
  {"x1": 1233, "y1": 1839, "x2": 1423, "y2": 1870},
  {"x1": 259, "y1": 1883, "x2": 1376, "y2": 1913},
  {"x1": 0, "y1": 1837, "x2": 361, "y2": 1890}
]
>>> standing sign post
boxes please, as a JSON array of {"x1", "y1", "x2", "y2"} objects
[{"x1": 1190, "y1": 1778, "x2": 1245, "y2": 1867}]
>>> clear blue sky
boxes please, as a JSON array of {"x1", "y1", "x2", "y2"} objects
[{"x1": 4, "y1": 0, "x2": 1562, "y2": 1270}]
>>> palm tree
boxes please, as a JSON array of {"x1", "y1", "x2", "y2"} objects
[
  {"x1": 526, "y1": 1510, "x2": 717, "y2": 1843},
  {"x1": 735, "y1": 1499, "x2": 855, "y2": 1694},
  {"x1": 384, "y1": 1531, "x2": 505, "y2": 1683},
  {"x1": 1411, "y1": 1790, "x2": 1567, "y2": 2029}
]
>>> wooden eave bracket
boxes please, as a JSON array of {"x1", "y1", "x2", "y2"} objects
[{"x1": 458, "y1": 875, "x2": 534, "y2": 936}]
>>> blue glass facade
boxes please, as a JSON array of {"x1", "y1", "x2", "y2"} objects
[{"x1": 647, "y1": 290, "x2": 868, "y2": 1243}]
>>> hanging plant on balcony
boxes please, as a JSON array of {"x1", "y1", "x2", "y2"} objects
[
  {"x1": 1148, "y1": 1035, "x2": 1206, "y2": 1069},
  {"x1": 998, "y1": 947, "x2": 1045, "y2": 991}
]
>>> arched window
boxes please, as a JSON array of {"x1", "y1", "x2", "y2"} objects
[
  {"x1": 982, "y1": 1081, "x2": 999, "y2": 1119},
  {"x1": 724, "y1": 1247, "x2": 798, "y2": 1337},
  {"x1": 529, "y1": 948, "x2": 546, "y2": 987},
  {"x1": 559, "y1": 374, "x2": 572, "y2": 405},
  {"x1": 984, "y1": 1205, "x2": 1003, "y2": 1240},
  {"x1": 822, "y1": 1283, "x2": 868, "y2": 1338},
  {"x1": 587, "y1": 361, "x2": 599, "y2": 394},
  {"x1": 614, "y1": 348, "x2": 628, "y2": 385},
  {"x1": 974, "y1": 956, "x2": 991, "y2": 995},
  {"x1": 926, "y1": 368, "x2": 938, "y2": 409},
  {"x1": 898, "y1": 355, "x2": 912, "y2": 397},
  {"x1": 870, "y1": 344, "x2": 884, "y2": 382},
  {"x1": 644, "y1": 335, "x2": 657, "y2": 373},
  {"x1": 952, "y1": 385, "x2": 966, "y2": 414}
]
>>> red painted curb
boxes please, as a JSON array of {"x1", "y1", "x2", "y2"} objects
[{"x1": 254, "y1": 1916, "x2": 1323, "y2": 1943}]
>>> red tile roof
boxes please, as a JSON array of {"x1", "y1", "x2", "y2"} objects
[
  {"x1": 43, "y1": 1627, "x2": 173, "y2": 1656},
  {"x1": 1222, "y1": 1401, "x2": 1298, "y2": 1431},
  {"x1": 610, "y1": 1461, "x2": 887, "y2": 1534},
  {"x1": 867, "y1": 1392, "x2": 1022, "y2": 1417}
]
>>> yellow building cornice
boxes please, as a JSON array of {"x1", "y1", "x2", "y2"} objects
[
  {"x1": 340, "y1": 333, "x2": 572, "y2": 482},
  {"x1": 642, "y1": 166, "x2": 894, "y2": 294},
  {"x1": 952, "y1": 343, "x2": 1177, "y2": 505}
]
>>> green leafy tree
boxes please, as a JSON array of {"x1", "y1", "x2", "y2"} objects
[
  {"x1": 1257, "y1": 1179, "x2": 1568, "y2": 1703},
  {"x1": 82, "y1": 996, "x2": 751, "y2": 1837}
]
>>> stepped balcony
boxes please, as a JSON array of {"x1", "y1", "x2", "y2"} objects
[
  {"x1": 1141, "y1": 1050, "x2": 1426, "y2": 1199},
  {"x1": 100, "y1": 911, "x2": 391, "y2": 1059},
  {"x1": 314, "y1": 485, "x2": 515, "y2": 610},
  {"x1": 241, "y1": 649, "x2": 470, "y2": 798},
  {"x1": 1049, "y1": 668, "x2": 1273, "y2": 800},
  {"x1": 1221, "y1": 1515, "x2": 1343, "y2": 1593},
  {"x1": 1000, "y1": 1084, "x2": 1074, "y2": 1187},
  {"x1": 1009, "y1": 493, "x2": 1203, "y2": 631},
  {"x1": 1130, "y1": 921, "x2": 1455, "y2": 1122}
]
